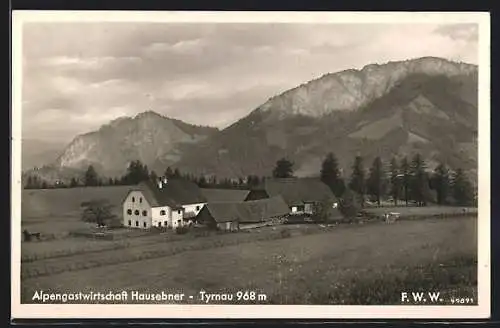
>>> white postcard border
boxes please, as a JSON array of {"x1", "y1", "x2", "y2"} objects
[{"x1": 11, "y1": 10, "x2": 491, "y2": 319}]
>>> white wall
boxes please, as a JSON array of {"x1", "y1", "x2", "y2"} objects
[
  {"x1": 151, "y1": 206, "x2": 172, "y2": 228},
  {"x1": 171, "y1": 208, "x2": 184, "y2": 228},
  {"x1": 123, "y1": 191, "x2": 152, "y2": 229},
  {"x1": 123, "y1": 193, "x2": 204, "y2": 230},
  {"x1": 182, "y1": 202, "x2": 206, "y2": 219}
]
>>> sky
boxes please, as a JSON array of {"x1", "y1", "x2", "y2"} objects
[{"x1": 21, "y1": 22, "x2": 478, "y2": 143}]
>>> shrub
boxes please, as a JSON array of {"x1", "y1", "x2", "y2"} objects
[{"x1": 339, "y1": 188, "x2": 361, "y2": 220}]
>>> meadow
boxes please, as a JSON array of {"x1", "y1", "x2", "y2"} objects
[
  {"x1": 19, "y1": 188, "x2": 478, "y2": 305},
  {"x1": 364, "y1": 206, "x2": 478, "y2": 217}
]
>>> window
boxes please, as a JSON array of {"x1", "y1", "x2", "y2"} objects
[
  {"x1": 132, "y1": 197, "x2": 135, "y2": 202},
  {"x1": 128, "y1": 220, "x2": 131, "y2": 226},
  {"x1": 158, "y1": 222, "x2": 162, "y2": 227},
  {"x1": 177, "y1": 210, "x2": 181, "y2": 214},
  {"x1": 196, "y1": 206, "x2": 200, "y2": 211},
  {"x1": 164, "y1": 221, "x2": 168, "y2": 226},
  {"x1": 127, "y1": 209, "x2": 132, "y2": 215},
  {"x1": 134, "y1": 210, "x2": 139, "y2": 215},
  {"x1": 160, "y1": 210, "x2": 166, "y2": 216},
  {"x1": 142, "y1": 210, "x2": 147, "y2": 216},
  {"x1": 139, "y1": 197, "x2": 143, "y2": 203},
  {"x1": 143, "y1": 222, "x2": 147, "y2": 228},
  {"x1": 135, "y1": 221, "x2": 139, "y2": 227}
]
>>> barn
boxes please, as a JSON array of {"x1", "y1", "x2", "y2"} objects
[
  {"x1": 121, "y1": 177, "x2": 207, "y2": 229},
  {"x1": 196, "y1": 202, "x2": 241, "y2": 231},
  {"x1": 237, "y1": 196, "x2": 290, "y2": 229},
  {"x1": 245, "y1": 177, "x2": 340, "y2": 218},
  {"x1": 196, "y1": 196, "x2": 289, "y2": 231}
]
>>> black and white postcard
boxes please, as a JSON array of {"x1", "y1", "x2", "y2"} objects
[{"x1": 11, "y1": 11, "x2": 491, "y2": 319}]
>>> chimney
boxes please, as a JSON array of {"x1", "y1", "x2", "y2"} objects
[
  {"x1": 158, "y1": 177, "x2": 163, "y2": 189},
  {"x1": 163, "y1": 177, "x2": 168, "y2": 184}
]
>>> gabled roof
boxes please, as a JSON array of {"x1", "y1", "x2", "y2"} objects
[
  {"x1": 199, "y1": 202, "x2": 240, "y2": 223},
  {"x1": 241, "y1": 196, "x2": 290, "y2": 223},
  {"x1": 127, "y1": 179, "x2": 207, "y2": 208},
  {"x1": 200, "y1": 196, "x2": 289, "y2": 224},
  {"x1": 250, "y1": 177, "x2": 336, "y2": 206},
  {"x1": 200, "y1": 188, "x2": 250, "y2": 202}
]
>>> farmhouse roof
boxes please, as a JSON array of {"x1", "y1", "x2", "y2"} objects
[
  {"x1": 240, "y1": 196, "x2": 290, "y2": 223},
  {"x1": 249, "y1": 177, "x2": 336, "y2": 206},
  {"x1": 199, "y1": 196, "x2": 289, "y2": 224},
  {"x1": 200, "y1": 188, "x2": 250, "y2": 202},
  {"x1": 129, "y1": 179, "x2": 207, "y2": 208}
]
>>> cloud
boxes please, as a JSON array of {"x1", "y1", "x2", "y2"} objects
[
  {"x1": 40, "y1": 56, "x2": 142, "y2": 69},
  {"x1": 434, "y1": 24, "x2": 478, "y2": 42},
  {"x1": 20, "y1": 22, "x2": 479, "y2": 143}
]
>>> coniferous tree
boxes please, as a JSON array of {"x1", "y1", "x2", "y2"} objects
[
  {"x1": 272, "y1": 158, "x2": 294, "y2": 178},
  {"x1": 409, "y1": 153, "x2": 428, "y2": 206},
  {"x1": 84, "y1": 165, "x2": 99, "y2": 186},
  {"x1": 348, "y1": 155, "x2": 366, "y2": 207},
  {"x1": 320, "y1": 152, "x2": 345, "y2": 198},
  {"x1": 24, "y1": 176, "x2": 34, "y2": 189},
  {"x1": 246, "y1": 175, "x2": 255, "y2": 188},
  {"x1": 431, "y1": 163, "x2": 450, "y2": 205},
  {"x1": 451, "y1": 168, "x2": 474, "y2": 206},
  {"x1": 367, "y1": 156, "x2": 386, "y2": 206},
  {"x1": 149, "y1": 170, "x2": 158, "y2": 184},
  {"x1": 164, "y1": 167, "x2": 174, "y2": 178},
  {"x1": 400, "y1": 157, "x2": 411, "y2": 206},
  {"x1": 389, "y1": 157, "x2": 402, "y2": 206},
  {"x1": 122, "y1": 160, "x2": 149, "y2": 185},
  {"x1": 198, "y1": 176, "x2": 208, "y2": 188},
  {"x1": 208, "y1": 175, "x2": 217, "y2": 188},
  {"x1": 70, "y1": 177, "x2": 79, "y2": 188}
]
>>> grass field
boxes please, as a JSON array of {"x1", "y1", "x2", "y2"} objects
[
  {"x1": 364, "y1": 206, "x2": 478, "y2": 217},
  {"x1": 21, "y1": 216, "x2": 477, "y2": 305},
  {"x1": 22, "y1": 186, "x2": 132, "y2": 219},
  {"x1": 19, "y1": 188, "x2": 479, "y2": 305}
]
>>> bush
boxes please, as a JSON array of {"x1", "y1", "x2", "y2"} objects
[
  {"x1": 175, "y1": 226, "x2": 189, "y2": 235},
  {"x1": 339, "y1": 188, "x2": 361, "y2": 220}
]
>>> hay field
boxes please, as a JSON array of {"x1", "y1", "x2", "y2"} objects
[
  {"x1": 364, "y1": 206, "x2": 478, "y2": 217},
  {"x1": 21, "y1": 216, "x2": 477, "y2": 305}
]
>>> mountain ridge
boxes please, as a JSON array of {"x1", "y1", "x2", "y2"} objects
[
  {"x1": 51, "y1": 111, "x2": 218, "y2": 177},
  {"x1": 23, "y1": 56, "x2": 478, "y2": 183}
]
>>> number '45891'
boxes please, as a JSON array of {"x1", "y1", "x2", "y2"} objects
[{"x1": 450, "y1": 297, "x2": 474, "y2": 304}]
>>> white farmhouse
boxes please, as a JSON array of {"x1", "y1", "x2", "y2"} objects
[{"x1": 122, "y1": 177, "x2": 207, "y2": 229}]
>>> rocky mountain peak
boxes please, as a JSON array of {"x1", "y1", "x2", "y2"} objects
[{"x1": 257, "y1": 57, "x2": 477, "y2": 118}]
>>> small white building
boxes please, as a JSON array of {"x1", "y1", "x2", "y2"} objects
[{"x1": 122, "y1": 177, "x2": 207, "y2": 229}]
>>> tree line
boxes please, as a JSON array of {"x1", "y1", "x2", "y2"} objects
[
  {"x1": 270, "y1": 153, "x2": 476, "y2": 207},
  {"x1": 24, "y1": 153, "x2": 477, "y2": 208},
  {"x1": 24, "y1": 160, "x2": 267, "y2": 190}
]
